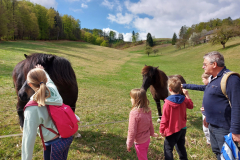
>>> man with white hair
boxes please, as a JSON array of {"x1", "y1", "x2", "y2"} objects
[{"x1": 202, "y1": 51, "x2": 240, "y2": 160}]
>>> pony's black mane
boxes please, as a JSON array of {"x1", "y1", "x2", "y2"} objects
[{"x1": 23, "y1": 53, "x2": 77, "y2": 86}]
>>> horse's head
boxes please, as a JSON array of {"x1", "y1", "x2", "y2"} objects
[
  {"x1": 18, "y1": 80, "x2": 35, "y2": 102},
  {"x1": 141, "y1": 65, "x2": 159, "y2": 91}
]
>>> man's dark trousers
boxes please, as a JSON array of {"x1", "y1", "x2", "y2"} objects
[{"x1": 209, "y1": 124, "x2": 230, "y2": 160}]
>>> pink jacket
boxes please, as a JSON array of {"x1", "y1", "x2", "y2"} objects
[
  {"x1": 126, "y1": 108, "x2": 154, "y2": 148},
  {"x1": 160, "y1": 98, "x2": 193, "y2": 137}
]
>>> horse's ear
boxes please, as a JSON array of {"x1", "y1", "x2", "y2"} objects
[
  {"x1": 47, "y1": 55, "x2": 55, "y2": 63},
  {"x1": 24, "y1": 54, "x2": 28, "y2": 58},
  {"x1": 156, "y1": 66, "x2": 159, "y2": 69},
  {"x1": 145, "y1": 64, "x2": 147, "y2": 66}
]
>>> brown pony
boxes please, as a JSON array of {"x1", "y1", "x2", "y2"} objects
[
  {"x1": 13, "y1": 53, "x2": 78, "y2": 130},
  {"x1": 141, "y1": 65, "x2": 186, "y2": 122}
]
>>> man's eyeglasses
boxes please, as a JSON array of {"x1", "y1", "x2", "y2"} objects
[{"x1": 203, "y1": 62, "x2": 213, "y2": 67}]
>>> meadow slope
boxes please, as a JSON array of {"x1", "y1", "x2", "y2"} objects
[{"x1": 0, "y1": 38, "x2": 240, "y2": 159}]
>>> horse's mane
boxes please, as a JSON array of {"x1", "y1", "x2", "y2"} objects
[
  {"x1": 23, "y1": 53, "x2": 77, "y2": 86},
  {"x1": 141, "y1": 66, "x2": 167, "y2": 88}
]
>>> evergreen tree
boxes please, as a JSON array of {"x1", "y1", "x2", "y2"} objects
[
  {"x1": 146, "y1": 33, "x2": 153, "y2": 47},
  {"x1": 172, "y1": 32, "x2": 177, "y2": 45},
  {"x1": 132, "y1": 30, "x2": 136, "y2": 42}
]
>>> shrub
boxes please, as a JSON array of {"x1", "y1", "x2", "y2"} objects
[
  {"x1": 100, "y1": 40, "x2": 108, "y2": 47},
  {"x1": 95, "y1": 37, "x2": 105, "y2": 45}
]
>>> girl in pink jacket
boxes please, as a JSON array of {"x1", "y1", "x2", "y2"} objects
[{"x1": 127, "y1": 88, "x2": 158, "y2": 160}]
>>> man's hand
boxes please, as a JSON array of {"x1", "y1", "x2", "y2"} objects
[
  {"x1": 232, "y1": 133, "x2": 240, "y2": 143},
  {"x1": 203, "y1": 117, "x2": 209, "y2": 128}
]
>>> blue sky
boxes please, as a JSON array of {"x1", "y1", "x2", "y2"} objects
[{"x1": 29, "y1": 0, "x2": 240, "y2": 41}]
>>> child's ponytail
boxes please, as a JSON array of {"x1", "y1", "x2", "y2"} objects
[{"x1": 27, "y1": 68, "x2": 51, "y2": 107}]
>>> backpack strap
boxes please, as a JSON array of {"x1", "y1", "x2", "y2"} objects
[
  {"x1": 25, "y1": 101, "x2": 59, "y2": 150},
  {"x1": 39, "y1": 124, "x2": 59, "y2": 150},
  {"x1": 24, "y1": 100, "x2": 38, "y2": 111},
  {"x1": 221, "y1": 72, "x2": 240, "y2": 108}
]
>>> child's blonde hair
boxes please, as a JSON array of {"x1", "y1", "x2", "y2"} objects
[
  {"x1": 27, "y1": 68, "x2": 51, "y2": 107},
  {"x1": 201, "y1": 73, "x2": 210, "y2": 79},
  {"x1": 130, "y1": 88, "x2": 150, "y2": 113},
  {"x1": 168, "y1": 77, "x2": 182, "y2": 93}
]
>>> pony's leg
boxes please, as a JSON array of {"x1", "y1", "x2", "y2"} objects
[
  {"x1": 17, "y1": 101, "x2": 25, "y2": 131},
  {"x1": 155, "y1": 99, "x2": 162, "y2": 123},
  {"x1": 71, "y1": 103, "x2": 81, "y2": 138},
  {"x1": 18, "y1": 110, "x2": 24, "y2": 131}
]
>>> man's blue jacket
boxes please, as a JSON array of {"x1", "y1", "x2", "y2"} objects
[{"x1": 203, "y1": 66, "x2": 240, "y2": 134}]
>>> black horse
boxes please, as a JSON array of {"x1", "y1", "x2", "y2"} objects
[
  {"x1": 141, "y1": 65, "x2": 186, "y2": 122},
  {"x1": 13, "y1": 53, "x2": 78, "y2": 130}
]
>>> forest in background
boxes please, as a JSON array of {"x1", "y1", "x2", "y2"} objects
[
  {"x1": 0, "y1": 0, "x2": 81, "y2": 40},
  {"x1": 1, "y1": 0, "x2": 240, "y2": 49}
]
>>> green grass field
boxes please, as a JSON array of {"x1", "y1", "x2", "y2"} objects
[{"x1": 0, "y1": 38, "x2": 240, "y2": 159}]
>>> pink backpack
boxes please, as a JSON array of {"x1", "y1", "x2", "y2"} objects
[{"x1": 24, "y1": 101, "x2": 78, "y2": 150}]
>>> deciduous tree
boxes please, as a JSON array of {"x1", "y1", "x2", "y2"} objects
[
  {"x1": 145, "y1": 46, "x2": 152, "y2": 56},
  {"x1": 210, "y1": 25, "x2": 240, "y2": 49}
]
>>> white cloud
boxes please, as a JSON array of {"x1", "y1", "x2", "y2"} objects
[
  {"x1": 81, "y1": 3, "x2": 88, "y2": 8},
  {"x1": 122, "y1": 32, "x2": 147, "y2": 41},
  {"x1": 122, "y1": 32, "x2": 132, "y2": 41},
  {"x1": 67, "y1": 0, "x2": 80, "y2": 2},
  {"x1": 101, "y1": 0, "x2": 123, "y2": 11},
  {"x1": 102, "y1": 27, "x2": 146, "y2": 41},
  {"x1": 107, "y1": 13, "x2": 134, "y2": 24},
  {"x1": 70, "y1": 8, "x2": 82, "y2": 12},
  {"x1": 117, "y1": 0, "x2": 240, "y2": 38},
  {"x1": 115, "y1": 0, "x2": 122, "y2": 12},
  {"x1": 102, "y1": 0, "x2": 114, "y2": 9},
  {"x1": 29, "y1": 0, "x2": 58, "y2": 8},
  {"x1": 102, "y1": 27, "x2": 119, "y2": 35}
]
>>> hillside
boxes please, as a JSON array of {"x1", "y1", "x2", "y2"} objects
[{"x1": 0, "y1": 37, "x2": 240, "y2": 159}]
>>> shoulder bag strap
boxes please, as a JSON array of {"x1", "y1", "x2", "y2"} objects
[{"x1": 221, "y1": 72, "x2": 240, "y2": 108}]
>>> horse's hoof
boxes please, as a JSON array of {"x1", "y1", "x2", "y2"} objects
[
  {"x1": 20, "y1": 126, "x2": 23, "y2": 132},
  {"x1": 157, "y1": 118, "x2": 161, "y2": 123},
  {"x1": 74, "y1": 132, "x2": 81, "y2": 138}
]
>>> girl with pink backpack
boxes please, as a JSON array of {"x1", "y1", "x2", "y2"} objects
[{"x1": 21, "y1": 65, "x2": 74, "y2": 160}]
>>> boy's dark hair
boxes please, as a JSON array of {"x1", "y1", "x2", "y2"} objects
[{"x1": 168, "y1": 77, "x2": 182, "y2": 93}]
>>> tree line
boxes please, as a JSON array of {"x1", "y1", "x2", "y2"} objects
[
  {"x1": 81, "y1": 28, "x2": 124, "y2": 47},
  {"x1": 172, "y1": 17, "x2": 240, "y2": 49},
  {"x1": 0, "y1": 0, "x2": 81, "y2": 41}
]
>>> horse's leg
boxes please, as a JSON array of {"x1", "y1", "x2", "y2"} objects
[
  {"x1": 71, "y1": 103, "x2": 81, "y2": 138},
  {"x1": 71, "y1": 103, "x2": 76, "y2": 112},
  {"x1": 17, "y1": 101, "x2": 26, "y2": 131},
  {"x1": 155, "y1": 99, "x2": 162, "y2": 123}
]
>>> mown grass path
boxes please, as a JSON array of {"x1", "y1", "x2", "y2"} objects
[{"x1": 0, "y1": 38, "x2": 240, "y2": 159}]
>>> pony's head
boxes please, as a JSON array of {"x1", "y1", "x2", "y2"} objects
[
  {"x1": 18, "y1": 81, "x2": 35, "y2": 102},
  {"x1": 141, "y1": 65, "x2": 159, "y2": 91},
  {"x1": 18, "y1": 53, "x2": 55, "y2": 102}
]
